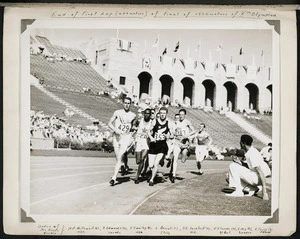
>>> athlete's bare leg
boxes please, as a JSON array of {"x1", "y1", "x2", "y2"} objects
[
  {"x1": 171, "y1": 145, "x2": 181, "y2": 182},
  {"x1": 135, "y1": 149, "x2": 148, "y2": 183},
  {"x1": 149, "y1": 153, "x2": 164, "y2": 186}
]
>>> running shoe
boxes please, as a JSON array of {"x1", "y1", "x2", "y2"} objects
[
  {"x1": 120, "y1": 166, "x2": 126, "y2": 176},
  {"x1": 166, "y1": 158, "x2": 171, "y2": 168},
  {"x1": 109, "y1": 179, "x2": 115, "y2": 186},
  {"x1": 159, "y1": 158, "x2": 165, "y2": 167}
]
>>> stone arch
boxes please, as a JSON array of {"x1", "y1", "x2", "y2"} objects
[
  {"x1": 224, "y1": 81, "x2": 238, "y2": 111},
  {"x1": 245, "y1": 83, "x2": 259, "y2": 111},
  {"x1": 267, "y1": 84, "x2": 273, "y2": 110},
  {"x1": 159, "y1": 74, "x2": 174, "y2": 101},
  {"x1": 181, "y1": 77, "x2": 195, "y2": 106},
  {"x1": 138, "y1": 71, "x2": 152, "y2": 98},
  {"x1": 202, "y1": 79, "x2": 216, "y2": 107}
]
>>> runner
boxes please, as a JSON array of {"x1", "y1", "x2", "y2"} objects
[
  {"x1": 147, "y1": 107, "x2": 170, "y2": 186},
  {"x1": 170, "y1": 109, "x2": 195, "y2": 183},
  {"x1": 133, "y1": 108, "x2": 152, "y2": 184},
  {"x1": 140, "y1": 108, "x2": 156, "y2": 177},
  {"x1": 108, "y1": 97, "x2": 136, "y2": 186},
  {"x1": 191, "y1": 123, "x2": 213, "y2": 175},
  {"x1": 165, "y1": 113, "x2": 180, "y2": 168}
]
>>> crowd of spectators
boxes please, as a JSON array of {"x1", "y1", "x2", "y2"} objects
[
  {"x1": 30, "y1": 110, "x2": 113, "y2": 151},
  {"x1": 30, "y1": 44, "x2": 91, "y2": 64}
]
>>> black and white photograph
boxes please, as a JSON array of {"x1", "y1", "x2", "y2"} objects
[{"x1": 2, "y1": 4, "x2": 297, "y2": 236}]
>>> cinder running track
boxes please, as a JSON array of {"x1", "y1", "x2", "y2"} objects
[{"x1": 30, "y1": 156, "x2": 232, "y2": 215}]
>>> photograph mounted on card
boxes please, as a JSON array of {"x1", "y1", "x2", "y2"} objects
[{"x1": 2, "y1": 4, "x2": 296, "y2": 237}]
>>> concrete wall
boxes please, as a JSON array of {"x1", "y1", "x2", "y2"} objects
[{"x1": 89, "y1": 37, "x2": 273, "y2": 112}]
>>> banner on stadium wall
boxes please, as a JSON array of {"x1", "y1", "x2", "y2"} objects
[
  {"x1": 185, "y1": 58, "x2": 194, "y2": 75},
  {"x1": 118, "y1": 39, "x2": 132, "y2": 52},
  {"x1": 162, "y1": 55, "x2": 173, "y2": 71},
  {"x1": 205, "y1": 61, "x2": 215, "y2": 77},
  {"x1": 142, "y1": 57, "x2": 151, "y2": 70},
  {"x1": 226, "y1": 63, "x2": 237, "y2": 78},
  {"x1": 247, "y1": 65, "x2": 257, "y2": 79}
]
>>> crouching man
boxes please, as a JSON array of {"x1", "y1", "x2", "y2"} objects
[{"x1": 225, "y1": 134, "x2": 271, "y2": 200}]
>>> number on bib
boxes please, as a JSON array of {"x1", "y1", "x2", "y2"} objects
[
  {"x1": 154, "y1": 132, "x2": 165, "y2": 141},
  {"x1": 118, "y1": 124, "x2": 130, "y2": 133}
]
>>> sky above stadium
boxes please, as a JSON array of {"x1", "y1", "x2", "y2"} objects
[{"x1": 32, "y1": 28, "x2": 272, "y2": 66}]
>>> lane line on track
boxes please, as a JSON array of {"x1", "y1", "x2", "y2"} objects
[
  {"x1": 31, "y1": 165, "x2": 114, "y2": 171},
  {"x1": 31, "y1": 182, "x2": 108, "y2": 206},
  {"x1": 31, "y1": 171, "x2": 113, "y2": 182},
  {"x1": 128, "y1": 186, "x2": 173, "y2": 215},
  {"x1": 31, "y1": 162, "x2": 116, "y2": 166},
  {"x1": 31, "y1": 168, "x2": 227, "y2": 182}
]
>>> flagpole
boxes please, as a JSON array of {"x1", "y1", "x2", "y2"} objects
[
  {"x1": 116, "y1": 29, "x2": 119, "y2": 40},
  {"x1": 198, "y1": 40, "x2": 201, "y2": 60},
  {"x1": 157, "y1": 34, "x2": 160, "y2": 57},
  {"x1": 262, "y1": 50, "x2": 265, "y2": 67},
  {"x1": 144, "y1": 40, "x2": 147, "y2": 56},
  {"x1": 187, "y1": 47, "x2": 190, "y2": 59},
  {"x1": 219, "y1": 43, "x2": 223, "y2": 64},
  {"x1": 178, "y1": 37, "x2": 181, "y2": 59},
  {"x1": 240, "y1": 46, "x2": 244, "y2": 65}
]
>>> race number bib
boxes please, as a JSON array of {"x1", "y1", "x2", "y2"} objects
[
  {"x1": 118, "y1": 123, "x2": 130, "y2": 134},
  {"x1": 175, "y1": 128, "x2": 185, "y2": 138},
  {"x1": 137, "y1": 132, "x2": 147, "y2": 139},
  {"x1": 154, "y1": 132, "x2": 166, "y2": 141}
]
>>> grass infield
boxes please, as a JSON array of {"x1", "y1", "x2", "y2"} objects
[{"x1": 133, "y1": 172, "x2": 272, "y2": 216}]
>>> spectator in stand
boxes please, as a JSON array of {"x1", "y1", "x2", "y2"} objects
[
  {"x1": 260, "y1": 143, "x2": 272, "y2": 159},
  {"x1": 260, "y1": 143, "x2": 272, "y2": 170}
]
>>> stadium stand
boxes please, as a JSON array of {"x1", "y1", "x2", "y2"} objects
[
  {"x1": 31, "y1": 85, "x2": 90, "y2": 127},
  {"x1": 167, "y1": 106, "x2": 266, "y2": 149},
  {"x1": 30, "y1": 54, "x2": 111, "y2": 94},
  {"x1": 30, "y1": 35, "x2": 271, "y2": 150},
  {"x1": 240, "y1": 114, "x2": 272, "y2": 138}
]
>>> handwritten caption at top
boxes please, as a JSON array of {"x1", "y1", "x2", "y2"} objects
[{"x1": 51, "y1": 10, "x2": 277, "y2": 19}]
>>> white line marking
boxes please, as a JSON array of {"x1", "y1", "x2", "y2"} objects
[
  {"x1": 128, "y1": 168, "x2": 228, "y2": 215},
  {"x1": 31, "y1": 182, "x2": 108, "y2": 206},
  {"x1": 31, "y1": 171, "x2": 112, "y2": 182},
  {"x1": 128, "y1": 186, "x2": 170, "y2": 215},
  {"x1": 31, "y1": 165, "x2": 114, "y2": 171},
  {"x1": 31, "y1": 161, "x2": 115, "y2": 165}
]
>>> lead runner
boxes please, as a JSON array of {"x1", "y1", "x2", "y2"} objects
[
  {"x1": 147, "y1": 107, "x2": 171, "y2": 186},
  {"x1": 108, "y1": 97, "x2": 136, "y2": 186}
]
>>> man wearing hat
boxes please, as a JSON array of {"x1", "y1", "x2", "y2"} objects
[{"x1": 225, "y1": 134, "x2": 271, "y2": 200}]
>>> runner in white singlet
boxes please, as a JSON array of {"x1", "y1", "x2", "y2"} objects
[
  {"x1": 170, "y1": 109, "x2": 195, "y2": 183},
  {"x1": 108, "y1": 97, "x2": 136, "y2": 186},
  {"x1": 190, "y1": 123, "x2": 213, "y2": 175},
  {"x1": 133, "y1": 108, "x2": 152, "y2": 184}
]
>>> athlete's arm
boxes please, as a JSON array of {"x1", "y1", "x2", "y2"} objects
[
  {"x1": 130, "y1": 117, "x2": 139, "y2": 132},
  {"x1": 168, "y1": 120, "x2": 176, "y2": 138},
  {"x1": 108, "y1": 111, "x2": 122, "y2": 135},
  {"x1": 255, "y1": 166, "x2": 269, "y2": 200},
  {"x1": 147, "y1": 119, "x2": 156, "y2": 142},
  {"x1": 206, "y1": 133, "x2": 213, "y2": 148},
  {"x1": 187, "y1": 130, "x2": 198, "y2": 139},
  {"x1": 185, "y1": 120, "x2": 197, "y2": 138}
]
